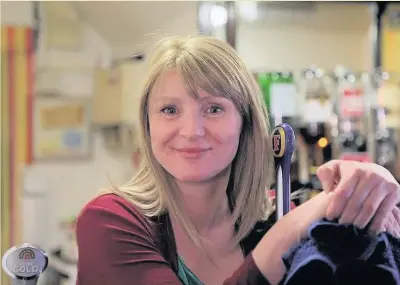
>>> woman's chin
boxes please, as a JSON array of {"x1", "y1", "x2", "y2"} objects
[
  {"x1": 168, "y1": 165, "x2": 231, "y2": 184},
  {"x1": 173, "y1": 172, "x2": 215, "y2": 183}
]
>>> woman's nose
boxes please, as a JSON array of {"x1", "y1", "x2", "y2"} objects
[{"x1": 179, "y1": 112, "x2": 205, "y2": 139}]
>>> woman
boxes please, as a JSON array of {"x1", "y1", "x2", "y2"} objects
[{"x1": 76, "y1": 36, "x2": 400, "y2": 285}]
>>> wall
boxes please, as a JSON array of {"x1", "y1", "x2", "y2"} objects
[
  {"x1": 382, "y1": 3, "x2": 400, "y2": 73},
  {"x1": 117, "y1": 4, "x2": 199, "y2": 125},
  {"x1": 236, "y1": 3, "x2": 372, "y2": 72},
  {"x1": 1, "y1": 1, "x2": 132, "y2": 253},
  {"x1": 110, "y1": 2, "x2": 199, "y2": 57},
  {"x1": 238, "y1": 26, "x2": 371, "y2": 72},
  {"x1": 34, "y1": 4, "x2": 134, "y2": 250},
  {"x1": 1, "y1": 1, "x2": 34, "y2": 26}
]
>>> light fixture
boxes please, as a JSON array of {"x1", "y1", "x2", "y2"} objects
[
  {"x1": 238, "y1": 2, "x2": 258, "y2": 22},
  {"x1": 210, "y1": 5, "x2": 228, "y2": 27}
]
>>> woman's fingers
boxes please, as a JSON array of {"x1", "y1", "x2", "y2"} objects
[
  {"x1": 326, "y1": 169, "x2": 360, "y2": 220},
  {"x1": 384, "y1": 208, "x2": 400, "y2": 238},
  {"x1": 393, "y1": 206, "x2": 400, "y2": 223},
  {"x1": 352, "y1": 181, "x2": 387, "y2": 231},
  {"x1": 318, "y1": 160, "x2": 400, "y2": 233},
  {"x1": 391, "y1": 207, "x2": 400, "y2": 238},
  {"x1": 338, "y1": 174, "x2": 379, "y2": 224},
  {"x1": 369, "y1": 190, "x2": 399, "y2": 234}
]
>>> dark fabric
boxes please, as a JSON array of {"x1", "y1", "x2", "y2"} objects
[
  {"x1": 281, "y1": 219, "x2": 400, "y2": 285},
  {"x1": 76, "y1": 194, "x2": 272, "y2": 285}
]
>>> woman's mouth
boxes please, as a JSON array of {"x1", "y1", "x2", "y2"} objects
[{"x1": 173, "y1": 147, "x2": 211, "y2": 158}]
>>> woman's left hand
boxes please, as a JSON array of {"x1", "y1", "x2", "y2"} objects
[{"x1": 317, "y1": 160, "x2": 400, "y2": 235}]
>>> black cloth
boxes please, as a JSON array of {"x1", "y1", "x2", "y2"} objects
[{"x1": 281, "y1": 219, "x2": 400, "y2": 285}]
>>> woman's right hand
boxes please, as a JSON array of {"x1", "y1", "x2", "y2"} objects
[{"x1": 252, "y1": 191, "x2": 335, "y2": 285}]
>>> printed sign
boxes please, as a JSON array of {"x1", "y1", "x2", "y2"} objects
[
  {"x1": 2, "y1": 244, "x2": 48, "y2": 279},
  {"x1": 303, "y1": 99, "x2": 333, "y2": 123},
  {"x1": 33, "y1": 97, "x2": 91, "y2": 160},
  {"x1": 270, "y1": 83, "x2": 298, "y2": 117},
  {"x1": 340, "y1": 88, "x2": 365, "y2": 118},
  {"x1": 272, "y1": 127, "x2": 286, "y2": 158}
]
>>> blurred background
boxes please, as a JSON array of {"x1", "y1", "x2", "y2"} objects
[{"x1": 1, "y1": 1, "x2": 399, "y2": 284}]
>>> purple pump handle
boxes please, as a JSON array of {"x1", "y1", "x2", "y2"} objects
[{"x1": 271, "y1": 123, "x2": 296, "y2": 220}]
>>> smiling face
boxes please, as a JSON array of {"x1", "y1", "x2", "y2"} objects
[
  {"x1": 134, "y1": 36, "x2": 273, "y2": 243},
  {"x1": 148, "y1": 70, "x2": 243, "y2": 183}
]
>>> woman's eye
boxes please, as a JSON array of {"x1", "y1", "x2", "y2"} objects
[
  {"x1": 207, "y1": 105, "x2": 223, "y2": 114},
  {"x1": 160, "y1": 106, "x2": 177, "y2": 114}
]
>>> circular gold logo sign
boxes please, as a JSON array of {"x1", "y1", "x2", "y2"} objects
[{"x1": 272, "y1": 127, "x2": 286, "y2": 158}]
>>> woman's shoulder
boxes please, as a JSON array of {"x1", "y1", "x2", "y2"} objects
[
  {"x1": 77, "y1": 193, "x2": 158, "y2": 237},
  {"x1": 80, "y1": 193, "x2": 142, "y2": 217},
  {"x1": 75, "y1": 194, "x2": 177, "y2": 284},
  {"x1": 81, "y1": 192, "x2": 137, "y2": 210}
]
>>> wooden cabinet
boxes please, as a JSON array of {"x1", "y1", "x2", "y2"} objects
[
  {"x1": 92, "y1": 61, "x2": 146, "y2": 151},
  {"x1": 92, "y1": 61, "x2": 146, "y2": 126}
]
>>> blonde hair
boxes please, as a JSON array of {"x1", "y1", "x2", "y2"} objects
[{"x1": 108, "y1": 35, "x2": 274, "y2": 247}]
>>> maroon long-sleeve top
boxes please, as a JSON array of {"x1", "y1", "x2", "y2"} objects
[{"x1": 76, "y1": 194, "x2": 275, "y2": 285}]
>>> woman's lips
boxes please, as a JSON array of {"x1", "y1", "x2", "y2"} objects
[{"x1": 174, "y1": 147, "x2": 211, "y2": 158}]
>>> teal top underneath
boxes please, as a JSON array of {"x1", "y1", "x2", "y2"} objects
[{"x1": 177, "y1": 256, "x2": 204, "y2": 285}]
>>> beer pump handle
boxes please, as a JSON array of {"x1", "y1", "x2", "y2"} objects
[{"x1": 272, "y1": 123, "x2": 296, "y2": 220}]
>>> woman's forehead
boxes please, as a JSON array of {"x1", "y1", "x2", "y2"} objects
[
  {"x1": 150, "y1": 70, "x2": 223, "y2": 100},
  {"x1": 151, "y1": 70, "x2": 185, "y2": 96}
]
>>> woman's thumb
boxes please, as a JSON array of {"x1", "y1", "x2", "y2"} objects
[{"x1": 316, "y1": 160, "x2": 340, "y2": 192}]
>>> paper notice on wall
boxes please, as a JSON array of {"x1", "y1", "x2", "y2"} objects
[
  {"x1": 35, "y1": 68, "x2": 94, "y2": 97},
  {"x1": 303, "y1": 99, "x2": 333, "y2": 123},
  {"x1": 340, "y1": 88, "x2": 365, "y2": 118},
  {"x1": 33, "y1": 97, "x2": 91, "y2": 160},
  {"x1": 270, "y1": 83, "x2": 298, "y2": 117}
]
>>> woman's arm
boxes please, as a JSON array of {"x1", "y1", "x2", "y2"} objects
[{"x1": 252, "y1": 191, "x2": 334, "y2": 285}]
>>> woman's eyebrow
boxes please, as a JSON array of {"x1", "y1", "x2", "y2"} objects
[{"x1": 153, "y1": 96, "x2": 182, "y2": 102}]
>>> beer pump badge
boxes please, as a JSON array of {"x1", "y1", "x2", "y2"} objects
[
  {"x1": 2, "y1": 244, "x2": 48, "y2": 279},
  {"x1": 272, "y1": 126, "x2": 286, "y2": 158}
]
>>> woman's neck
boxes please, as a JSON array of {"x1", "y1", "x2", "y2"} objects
[{"x1": 174, "y1": 170, "x2": 233, "y2": 234}]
